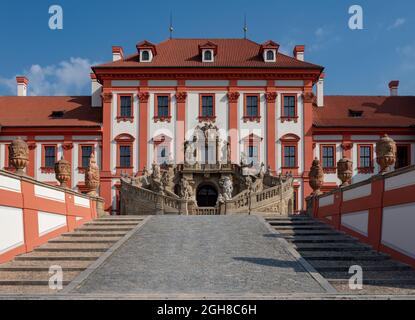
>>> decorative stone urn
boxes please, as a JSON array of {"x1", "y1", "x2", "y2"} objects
[
  {"x1": 8, "y1": 137, "x2": 29, "y2": 175},
  {"x1": 54, "y1": 157, "x2": 71, "y2": 188},
  {"x1": 308, "y1": 158, "x2": 324, "y2": 196},
  {"x1": 85, "y1": 153, "x2": 100, "y2": 196},
  {"x1": 376, "y1": 134, "x2": 397, "y2": 174},
  {"x1": 337, "y1": 158, "x2": 353, "y2": 187}
]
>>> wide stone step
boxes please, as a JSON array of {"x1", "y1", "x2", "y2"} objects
[
  {"x1": 277, "y1": 230, "x2": 340, "y2": 236},
  {"x1": 0, "y1": 280, "x2": 72, "y2": 287},
  {"x1": 289, "y1": 236, "x2": 358, "y2": 243},
  {"x1": 15, "y1": 251, "x2": 101, "y2": 261},
  {"x1": 328, "y1": 278, "x2": 415, "y2": 286},
  {"x1": 0, "y1": 260, "x2": 92, "y2": 269},
  {"x1": 34, "y1": 247, "x2": 108, "y2": 253},
  {"x1": 310, "y1": 260, "x2": 413, "y2": 272},
  {"x1": 273, "y1": 225, "x2": 333, "y2": 230},
  {"x1": 99, "y1": 217, "x2": 144, "y2": 221},
  {"x1": 0, "y1": 271, "x2": 79, "y2": 282},
  {"x1": 77, "y1": 227, "x2": 134, "y2": 232},
  {"x1": 269, "y1": 221, "x2": 324, "y2": 226},
  {"x1": 294, "y1": 243, "x2": 372, "y2": 251},
  {"x1": 323, "y1": 270, "x2": 415, "y2": 281},
  {"x1": 0, "y1": 266, "x2": 86, "y2": 272},
  {"x1": 63, "y1": 232, "x2": 127, "y2": 237},
  {"x1": 301, "y1": 251, "x2": 390, "y2": 261},
  {"x1": 36, "y1": 243, "x2": 111, "y2": 250},
  {"x1": 85, "y1": 222, "x2": 138, "y2": 227},
  {"x1": 49, "y1": 238, "x2": 120, "y2": 244}
]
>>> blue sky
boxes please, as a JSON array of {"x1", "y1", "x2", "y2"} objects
[{"x1": 0, "y1": 0, "x2": 414, "y2": 96}]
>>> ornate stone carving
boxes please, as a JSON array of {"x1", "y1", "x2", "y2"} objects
[
  {"x1": 62, "y1": 143, "x2": 74, "y2": 151},
  {"x1": 221, "y1": 176, "x2": 233, "y2": 200},
  {"x1": 302, "y1": 92, "x2": 315, "y2": 103},
  {"x1": 179, "y1": 177, "x2": 193, "y2": 200},
  {"x1": 8, "y1": 137, "x2": 29, "y2": 175},
  {"x1": 227, "y1": 91, "x2": 240, "y2": 103},
  {"x1": 101, "y1": 92, "x2": 113, "y2": 103},
  {"x1": 175, "y1": 92, "x2": 188, "y2": 103},
  {"x1": 337, "y1": 158, "x2": 353, "y2": 187},
  {"x1": 85, "y1": 152, "x2": 100, "y2": 196},
  {"x1": 341, "y1": 142, "x2": 353, "y2": 152},
  {"x1": 265, "y1": 92, "x2": 278, "y2": 103},
  {"x1": 376, "y1": 134, "x2": 397, "y2": 174},
  {"x1": 138, "y1": 92, "x2": 150, "y2": 103},
  {"x1": 55, "y1": 157, "x2": 71, "y2": 188},
  {"x1": 308, "y1": 158, "x2": 324, "y2": 196}
]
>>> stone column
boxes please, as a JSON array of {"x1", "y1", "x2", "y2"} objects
[
  {"x1": 175, "y1": 91, "x2": 187, "y2": 165},
  {"x1": 227, "y1": 91, "x2": 240, "y2": 164},
  {"x1": 139, "y1": 91, "x2": 150, "y2": 173},
  {"x1": 265, "y1": 90, "x2": 277, "y2": 174}
]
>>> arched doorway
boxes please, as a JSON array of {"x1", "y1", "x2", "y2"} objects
[{"x1": 197, "y1": 185, "x2": 218, "y2": 207}]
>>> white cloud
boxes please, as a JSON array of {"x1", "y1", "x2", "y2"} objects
[
  {"x1": 387, "y1": 18, "x2": 406, "y2": 30},
  {"x1": 0, "y1": 57, "x2": 99, "y2": 96}
]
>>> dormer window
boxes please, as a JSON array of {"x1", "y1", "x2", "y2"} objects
[
  {"x1": 199, "y1": 41, "x2": 218, "y2": 63},
  {"x1": 136, "y1": 40, "x2": 157, "y2": 63},
  {"x1": 265, "y1": 50, "x2": 276, "y2": 62},
  {"x1": 202, "y1": 49, "x2": 214, "y2": 62},
  {"x1": 349, "y1": 109, "x2": 364, "y2": 118},
  {"x1": 260, "y1": 40, "x2": 279, "y2": 63},
  {"x1": 141, "y1": 50, "x2": 150, "y2": 61}
]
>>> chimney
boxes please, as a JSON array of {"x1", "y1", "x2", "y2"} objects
[
  {"x1": 16, "y1": 76, "x2": 28, "y2": 96},
  {"x1": 112, "y1": 46, "x2": 124, "y2": 62},
  {"x1": 293, "y1": 45, "x2": 305, "y2": 61},
  {"x1": 91, "y1": 73, "x2": 102, "y2": 107},
  {"x1": 317, "y1": 73, "x2": 325, "y2": 107},
  {"x1": 389, "y1": 80, "x2": 399, "y2": 96}
]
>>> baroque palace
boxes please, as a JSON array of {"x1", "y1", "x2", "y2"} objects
[{"x1": 1, "y1": 38, "x2": 415, "y2": 214}]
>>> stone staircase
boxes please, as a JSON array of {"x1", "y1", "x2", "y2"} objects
[
  {"x1": 266, "y1": 215, "x2": 415, "y2": 295},
  {"x1": 0, "y1": 216, "x2": 144, "y2": 295}
]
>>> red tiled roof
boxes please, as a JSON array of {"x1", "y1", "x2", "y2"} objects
[
  {"x1": 94, "y1": 38, "x2": 323, "y2": 69},
  {"x1": 0, "y1": 96, "x2": 102, "y2": 127},
  {"x1": 314, "y1": 96, "x2": 415, "y2": 128}
]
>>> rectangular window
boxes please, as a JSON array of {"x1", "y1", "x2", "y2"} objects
[
  {"x1": 81, "y1": 146, "x2": 93, "y2": 168},
  {"x1": 157, "y1": 145, "x2": 169, "y2": 165},
  {"x1": 157, "y1": 96, "x2": 169, "y2": 117},
  {"x1": 119, "y1": 146, "x2": 131, "y2": 168},
  {"x1": 322, "y1": 146, "x2": 335, "y2": 168},
  {"x1": 284, "y1": 146, "x2": 296, "y2": 168},
  {"x1": 201, "y1": 95, "x2": 214, "y2": 117},
  {"x1": 359, "y1": 146, "x2": 372, "y2": 168},
  {"x1": 396, "y1": 145, "x2": 410, "y2": 169},
  {"x1": 283, "y1": 96, "x2": 296, "y2": 118},
  {"x1": 44, "y1": 146, "x2": 56, "y2": 168},
  {"x1": 246, "y1": 95, "x2": 259, "y2": 117},
  {"x1": 247, "y1": 145, "x2": 258, "y2": 165},
  {"x1": 120, "y1": 96, "x2": 132, "y2": 117}
]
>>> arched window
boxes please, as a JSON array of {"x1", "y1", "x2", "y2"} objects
[
  {"x1": 141, "y1": 50, "x2": 150, "y2": 61},
  {"x1": 204, "y1": 50, "x2": 212, "y2": 61},
  {"x1": 266, "y1": 50, "x2": 275, "y2": 61}
]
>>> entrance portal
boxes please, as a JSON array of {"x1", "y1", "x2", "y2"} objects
[{"x1": 196, "y1": 185, "x2": 218, "y2": 207}]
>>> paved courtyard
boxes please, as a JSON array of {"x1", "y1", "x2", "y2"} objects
[{"x1": 70, "y1": 215, "x2": 328, "y2": 296}]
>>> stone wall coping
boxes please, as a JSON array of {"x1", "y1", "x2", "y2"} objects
[
  {"x1": 315, "y1": 164, "x2": 415, "y2": 200},
  {"x1": 0, "y1": 169, "x2": 103, "y2": 203}
]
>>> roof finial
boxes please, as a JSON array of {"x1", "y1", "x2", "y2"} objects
[
  {"x1": 169, "y1": 11, "x2": 174, "y2": 39},
  {"x1": 243, "y1": 13, "x2": 248, "y2": 39}
]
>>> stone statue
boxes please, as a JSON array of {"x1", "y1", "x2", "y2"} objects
[
  {"x1": 337, "y1": 158, "x2": 353, "y2": 187},
  {"x1": 245, "y1": 176, "x2": 253, "y2": 191},
  {"x1": 8, "y1": 137, "x2": 29, "y2": 175},
  {"x1": 55, "y1": 157, "x2": 71, "y2": 188},
  {"x1": 216, "y1": 193, "x2": 225, "y2": 206},
  {"x1": 180, "y1": 177, "x2": 193, "y2": 200},
  {"x1": 151, "y1": 162, "x2": 161, "y2": 180},
  {"x1": 309, "y1": 158, "x2": 324, "y2": 196},
  {"x1": 161, "y1": 170, "x2": 170, "y2": 193},
  {"x1": 226, "y1": 140, "x2": 231, "y2": 164},
  {"x1": 222, "y1": 176, "x2": 233, "y2": 200},
  {"x1": 240, "y1": 152, "x2": 247, "y2": 166},
  {"x1": 376, "y1": 134, "x2": 397, "y2": 174},
  {"x1": 184, "y1": 140, "x2": 196, "y2": 164},
  {"x1": 85, "y1": 152, "x2": 100, "y2": 196},
  {"x1": 259, "y1": 162, "x2": 266, "y2": 179}
]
